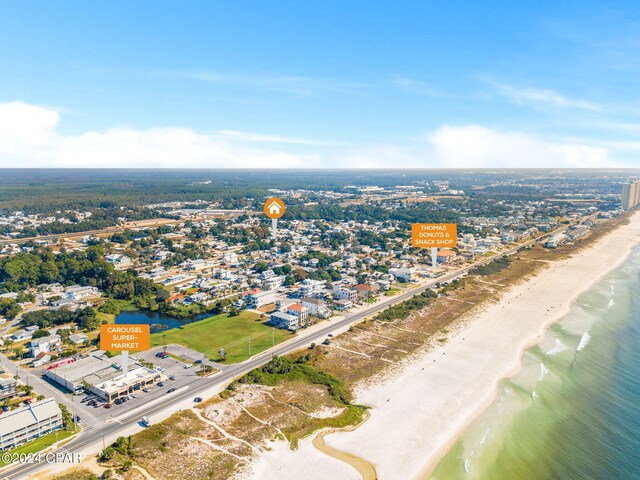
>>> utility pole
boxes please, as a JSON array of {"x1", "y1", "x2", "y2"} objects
[
  {"x1": 272, "y1": 328, "x2": 275, "y2": 347},
  {"x1": 248, "y1": 337, "x2": 251, "y2": 356}
]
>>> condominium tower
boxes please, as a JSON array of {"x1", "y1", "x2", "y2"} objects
[{"x1": 621, "y1": 180, "x2": 640, "y2": 211}]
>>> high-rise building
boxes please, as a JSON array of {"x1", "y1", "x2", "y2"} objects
[{"x1": 621, "y1": 180, "x2": 640, "y2": 211}]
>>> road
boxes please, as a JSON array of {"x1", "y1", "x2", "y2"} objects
[
  {"x1": 0, "y1": 221, "x2": 583, "y2": 479},
  {"x1": 0, "y1": 219, "x2": 181, "y2": 246}
]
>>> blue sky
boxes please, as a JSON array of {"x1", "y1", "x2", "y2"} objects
[{"x1": 1, "y1": 1, "x2": 640, "y2": 168}]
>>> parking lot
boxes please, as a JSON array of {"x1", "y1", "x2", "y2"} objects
[{"x1": 73, "y1": 346, "x2": 221, "y2": 426}]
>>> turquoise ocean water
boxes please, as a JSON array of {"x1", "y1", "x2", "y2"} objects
[{"x1": 431, "y1": 245, "x2": 640, "y2": 480}]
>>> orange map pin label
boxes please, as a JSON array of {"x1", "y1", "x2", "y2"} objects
[{"x1": 264, "y1": 197, "x2": 286, "y2": 219}]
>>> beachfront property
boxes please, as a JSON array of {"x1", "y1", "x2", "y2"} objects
[
  {"x1": 621, "y1": 180, "x2": 640, "y2": 211},
  {"x1": 0, "y1": 398, "x2": 63, "y2": 451}
]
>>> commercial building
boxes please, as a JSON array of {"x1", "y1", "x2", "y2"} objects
[
  {"x1": 621, "y1": 180, "x2": 640, "y2": 211},
  {"x1": 45, "y1": 352, "x2": 159, "y2": 398},
  {"x1": 0, "y1": 398, "x2": 63, "y2": 451},
  {"x1": 90, "y1": 367, "x2": 162, "y2": 402}
]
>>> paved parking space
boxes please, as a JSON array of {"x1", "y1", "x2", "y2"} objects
[{"x1": 76, "y1": 348, "x2": 218, "y2": 427}]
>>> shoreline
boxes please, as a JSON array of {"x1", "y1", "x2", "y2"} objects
[{"x1": 248, "y1": 212, "x2": 640, "y2": 480}]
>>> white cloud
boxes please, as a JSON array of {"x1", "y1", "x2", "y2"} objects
[
  {"x1": 0, "y1": 101, "x2": 312, "y2": 168},
  {"x1": 426, "y1": 124, "x2": 611, "y2": 167},
  {"x1": 0, "y1": 101, "x2": 59, "y2": 147},
  {"x1": 0, "y1": 101, "x2": 619, "y2": 169},
  {"x1": 494, "y1": 83, "x2": 601, "y2": 111}
]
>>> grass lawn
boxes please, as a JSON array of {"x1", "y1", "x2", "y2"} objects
[
  {"x1": 385, "y1": 288, "x2": 400, "y2": 296},
  {"x1": 150, "y1": 311, "x2": 294, "y2": 363},
  {"x1": 0, "y1": 429, "x2": 76, "y2": 467}
]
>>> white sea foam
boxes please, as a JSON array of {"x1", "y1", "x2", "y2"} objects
[
  {"x1": 546, "y1": 338, "x2": 569, "y2": 355},
  {"x1": 577, "y1": 330, "x2": 591, "y2": 351},
  {"x1": 539, "y1": 363, "x2": 549, "y2": 381},
  {"x1": 608, "y1": 298, "x2": 615, "y2": 308},
  {"x1": 531, "y1": 391, "x2": 538, "y2": 399}
]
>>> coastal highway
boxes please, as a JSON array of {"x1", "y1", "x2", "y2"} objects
[{"x1": 0, "y1": 223, "x2": 579, "y2": 480}]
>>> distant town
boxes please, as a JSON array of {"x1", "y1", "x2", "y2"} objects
[{"x1": 0, "y1": 170, "x2": 637, "y2": 478}]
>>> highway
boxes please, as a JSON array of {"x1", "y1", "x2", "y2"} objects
[{"x1": 0, "y1": 221, "x2": 580, "y2": 479}]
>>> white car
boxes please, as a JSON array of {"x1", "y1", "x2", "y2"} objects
[
  {"x1": 184, "y1": 363, "x2": 193, "y2": 369},
  {"x1": 155, "y1": 367, "x2": 165, "y2": 373}
]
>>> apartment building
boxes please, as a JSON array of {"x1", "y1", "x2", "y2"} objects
[{"x1": 0, "y1": 398, "x2": 64, "y2": 451}]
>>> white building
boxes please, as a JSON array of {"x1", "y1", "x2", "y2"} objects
[
  {"x1": 270, "y1": 311, "x2": 299, "y2": 331},
  {"x1": 286, "y1": 303, "x2": 310, "y2": 325},
  {"x1": 28, "y1": 334, "x2": 62, "y2": 358},
  {"x1": 388, "y1": 267, "x2": 413, "y2": 282},
  {"x1": 243, "y1": 288, "x2": 276, "y2": 308},
  {"x1": 333, "y1": 285, "x2": 358, "y2": 302},
  {"x1": 299, "y1": 279, "x2": 326, "y2": 297},
  {"x1": 301, "y1": 297, "x2": 330, "y2": 319},
  {"x1": 0, "y1": 398, "x2": 64, "y2": 451},
  {"x1": 64, "y1": 285, "x2": 100, "y2": 301},
  {"x1": 105, "y1": 254, "x2": 133, "y2": 269}
]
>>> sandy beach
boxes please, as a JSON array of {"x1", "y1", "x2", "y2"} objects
[{"x1": 247, "y1": 211, "x2": 640, "y2": 480}]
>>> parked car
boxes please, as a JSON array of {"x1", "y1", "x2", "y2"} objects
[
  {"x1": 142, "y1": 387, "x2": 150, "y2": 393},
  {"x1": 194, "y1": 397, "x2": 203, "y2": 403},
  {"x1": 195, "y1": 359, "x2": 203, "y2": 364},
  {"x1": 184, "y1": 364, "x2": 193, "y2": 369},
  {"x1": 168, "y1": 375, "x2": 176, "y2": 380},
  {"x1": 104, "y1": 403, "x2": 113, "y2": 409},
  {"x1": 157, "y1": 382, "x2": 165, "y2": 387}
]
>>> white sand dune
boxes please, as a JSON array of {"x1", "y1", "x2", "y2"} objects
[{"x1": 247, "y1": 212, "x2": 640, "y2": 480}]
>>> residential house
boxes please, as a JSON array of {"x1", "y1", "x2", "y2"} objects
[
  {"x1": 354, "y1": 284, "x2": 378, "y2": 300},
  {"x1": 286, "y1": 303, "x2": 310, "y2": 325},
  {"x1": 243, "y1": 288, "x2": 276, "y2": 309},
  {"x1": 333, "y1": 285, "x2": 358, "y2": 302},
  {"x1": 270, "y1": 311, "x2": 299, "y2": 331},
  {"x1": 0, "y1": 378, "x2": 17, "y2": 400},
  {"x1": 335, "y1": 299, "x2": 353, "y2": 311},
  {"x1": 68, "y1": 333, "x2": 89, "y2": 345},
  {"x1": 105, "y1": 254, "x2": 133, "y2": 269},
  {"x1": 28, "y1": 334, "x2": 62, "y2": 358},
  {"x1": 64, "y1": 285, "x2": 100, "y2": 301},
  {"x1": 388, "y1": 267, "x2": 413, "y2": 282},
  {"x1": 301, "y1": 297, "x2": 330, "y2": 319},
  {"x1": 436, "y1": 249, "x2": 457, "y2": 264}
]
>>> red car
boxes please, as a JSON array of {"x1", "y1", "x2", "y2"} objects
[{"x1": 104, "y1": 403, "x2": 113, "y2": 409}]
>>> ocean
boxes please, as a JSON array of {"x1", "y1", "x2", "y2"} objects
[{"x1": 431, "y1": 245, "x2": 640, "y2": 480}]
